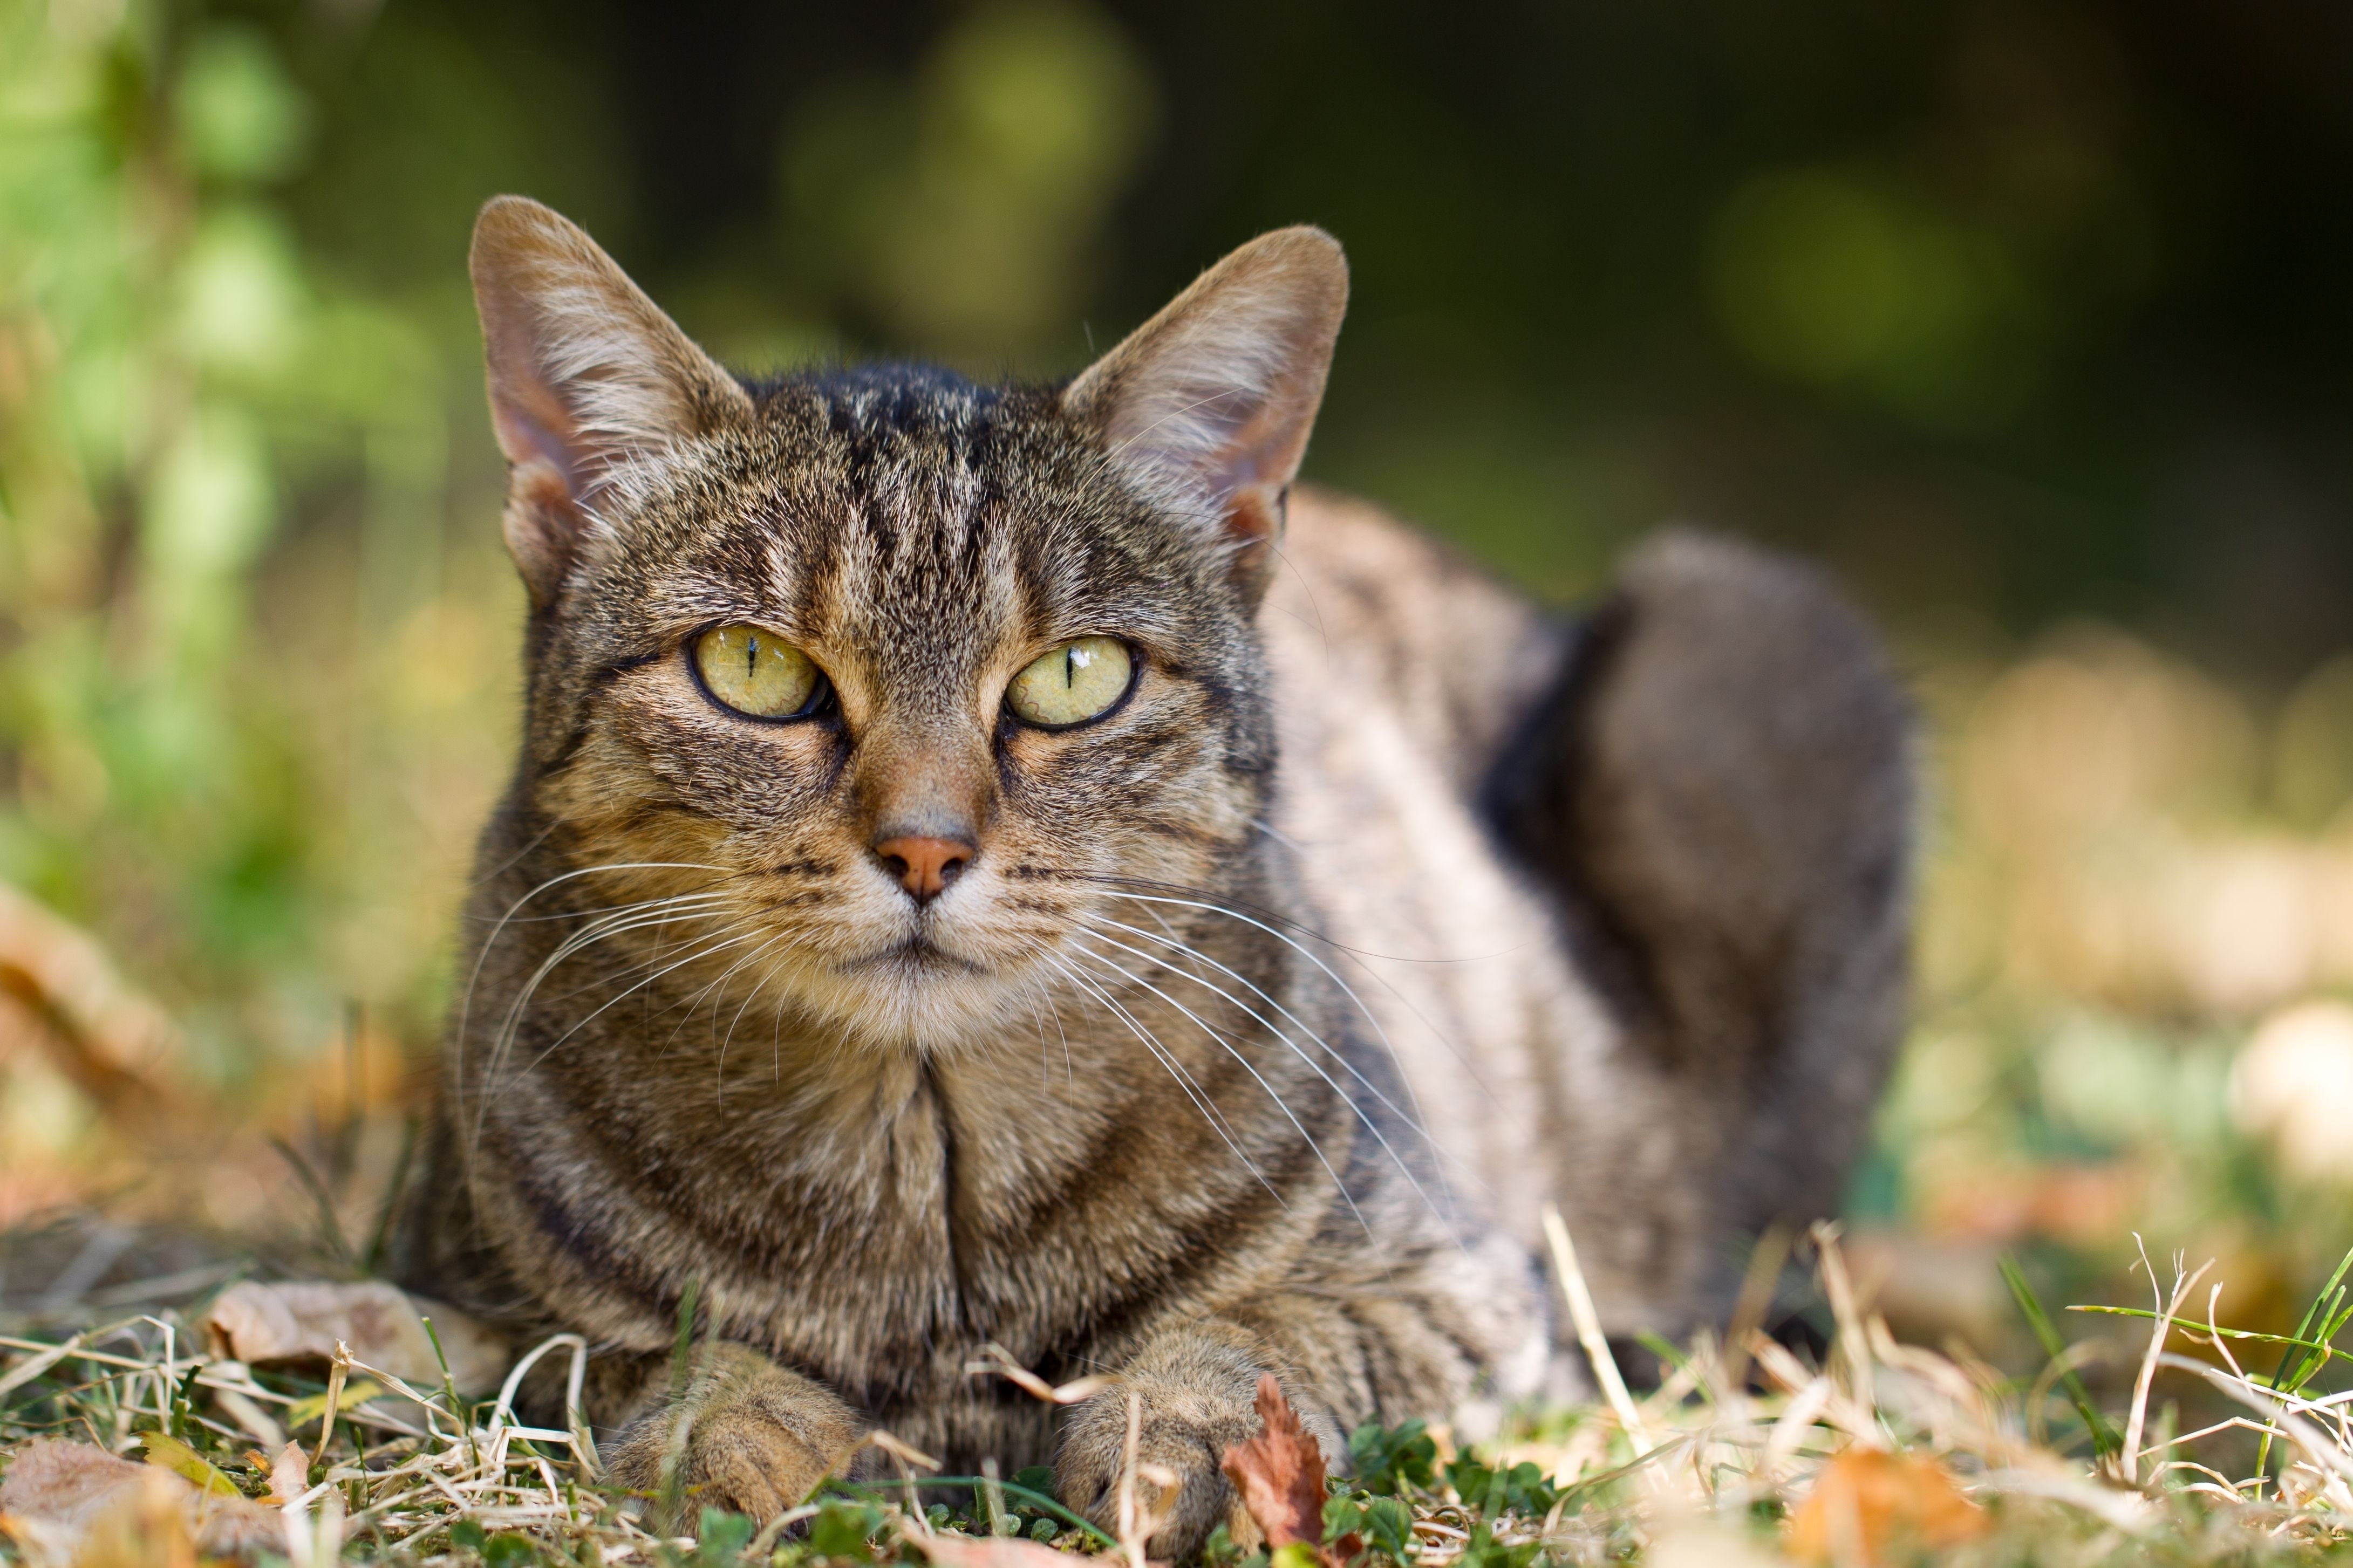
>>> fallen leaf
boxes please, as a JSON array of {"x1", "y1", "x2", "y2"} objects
[
  {"x1": 2, "y1": 1465, "x2": 194, "y2": 1568},
  {"x1": 134, "y1": 1431, "x2": 241, "y2": 1498},
  {"x1": 919, "y1": 1531, "x2": 1081, "y2": 1568},
  {"x1": 263, "y1": 1442, "x2": 310, "y2": 1507},
  {"x1": 201, "y1": 1279, "x2": 508, "y2": 1395},
  {"x1": 0, "y1": 881, "x2": 180, "y2": 1124},
  {"x1": 285, "y1": 1377, "x2": 386, "y2": 1427},
  {"x1": 1786, "y1": 1447, "x2": 1989, "y2": 1567},
  {"x1": 1222, "y1": 1375, "x2": 1355, "y2": 1565},
  {"x1": 0, "y1": 1439, "x2": 279, "y2": 1564}
]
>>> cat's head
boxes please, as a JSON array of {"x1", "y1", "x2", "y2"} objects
[{"x1": 470, "y1": 197, "x2": 1346, "y2": 1051}]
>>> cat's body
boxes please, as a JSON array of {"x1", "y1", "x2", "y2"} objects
[{"x1": 397, "y1": 200, "x2": 1909, "y2": 1550}]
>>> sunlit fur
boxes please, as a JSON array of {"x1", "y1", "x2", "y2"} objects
[{"x1": 398, "y1": 198, "x2": 1913, "y2": 1555}]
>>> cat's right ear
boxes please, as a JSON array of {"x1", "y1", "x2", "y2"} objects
[
  {"x1": 1063, "y1": 227, "x2": 1347, "y2": 597},
  {"x1": 470, "y1": 196, "x2": 753, "y2": 607}
]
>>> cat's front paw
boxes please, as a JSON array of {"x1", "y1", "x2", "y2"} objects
[
  {"x1": 1060, "y1": 1358, "x2": 1345, "y2": 1561},
  {"x1": 606, "y1": 1344, "x2": 864, "y2": 1526},
  {"x1": 1059, "y1": 1388, "x2": 1257, "y2": 1558}
]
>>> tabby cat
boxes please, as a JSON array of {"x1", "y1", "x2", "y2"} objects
[{"x1": 394, "y1": 196, "x2": 1911, "y2": 1552}]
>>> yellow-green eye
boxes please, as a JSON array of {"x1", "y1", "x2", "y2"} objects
[
  {"x1": 693, "y1": 624, "x2": 824, "y2": 718},
  {"x1": 1007, "y1": 637, "x2": 1134, "y2": 728}
]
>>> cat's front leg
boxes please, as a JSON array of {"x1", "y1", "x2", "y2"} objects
[
  {"x1": 1057, "y1": 1318, "x2": 1343, "y2": 1559},
  {"x1": 605, "y1": 1343, "x2": 866, "y2": 1526}
]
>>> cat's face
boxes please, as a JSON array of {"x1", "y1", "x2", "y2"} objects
[
  {"x1": 523, "y1": 378, "x2": 1274, "y2": 1048},
  {"x1": 470, "y1": 201, "x2": 1345, "y2": 1050}
]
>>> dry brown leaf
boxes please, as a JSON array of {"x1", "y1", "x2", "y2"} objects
[
  {"x1": 1220, "y1": 1374, "x2": 1329, "y2": 1554},
  {"x1": 918, "y1": 1531, "x2": 1083, "y2": 1568},
  {"x1": 0, "y1": 1438, "x2": 279, "y2": 1565},
  {"x1": 1786, "y1": 1447, "x2": 1989, "y2": 1566},
  {"x1": 0, "y1": 882, "x2": 179, "y2": 1120},
  {"x1": 262, "y1": 1442, "x2": 310, "y2": 1508},
  {"x1": 201, "y1": 1279, "x2": 508, "y2": 1395}
]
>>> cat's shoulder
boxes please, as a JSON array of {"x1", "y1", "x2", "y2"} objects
[{"x1": 1265, "y1": 486, "x2": 1568, "y2": 788}]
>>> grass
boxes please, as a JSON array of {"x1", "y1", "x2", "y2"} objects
[{"x1": 4, "y1": 1223, "x2": 2353, "y2": 1565}]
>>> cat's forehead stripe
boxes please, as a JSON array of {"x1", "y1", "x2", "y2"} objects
[{"x1": 736, "y1": 368, "x2": 1126, "y2": 646}]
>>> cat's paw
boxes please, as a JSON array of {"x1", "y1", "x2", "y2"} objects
[
  {"x1": 1059, "y1": 1373, "x2": 1334, "y2": 1559},
  {"x1": 606, "y1": 1344, "x2": 864, "y2": 1526}
]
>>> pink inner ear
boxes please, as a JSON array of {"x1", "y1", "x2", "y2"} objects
[
  {"x1": 488, "y1": 377, "x2": 601, "y2": 601},
  {"x1": 1221, "y1": 484, "x2": 1285, "y2": 581},
  {"x1": 500, "y1": 436, "x2": 593, "y2": 595},
  {"x1": 1203, "y1": 395, "x2": 1309, "y2": 558},
  {"x1": 1209, "y1": 397, "x2": 1301, "y2": 495},
  {"x1": 489, "y1": 364, "x2": 599, "y2": 503}
]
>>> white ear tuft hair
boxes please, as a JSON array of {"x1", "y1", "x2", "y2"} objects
[
  {"x1": 470, "y1": 195, "x2": 752, "y2": 606},
  {"x1": 1062, "y1": 227, "x2": 1348, "y2": 592}
]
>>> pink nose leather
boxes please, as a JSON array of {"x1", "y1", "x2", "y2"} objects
[{"x1": 873, "y1": 835, "x2": 973, "y2": 902}]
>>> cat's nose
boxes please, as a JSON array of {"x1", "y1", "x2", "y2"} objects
[{"x1": 872, "y1": 834, "x2": 973, "y2": 903}]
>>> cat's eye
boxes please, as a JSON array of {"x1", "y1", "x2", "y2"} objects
[
  {"x1": 692, "y1": 624, "x2": 827, "y2": 720},
  {"x1": 1006, "y1": 637, "x2": 1134, "y2": 729}
]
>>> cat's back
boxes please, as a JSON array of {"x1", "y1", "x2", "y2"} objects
[
  {"x1": 1263, "y1": 488, "x2": 1564, "y2": 795},
  {"x1": 1257, "y1": 489, "x2": 1611, "y2": 1252}
]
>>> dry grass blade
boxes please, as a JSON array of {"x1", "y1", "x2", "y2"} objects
[
  {"x1": 1542, "y1": 1202, "x2": 1651, "y2": 1456},
  {"x1": 3, "y1": 1234, "x2": 2352, "y2": 1564},
  {"x1": 2122, "y1": 1242, "x2": 2212, "y2": 1488}
]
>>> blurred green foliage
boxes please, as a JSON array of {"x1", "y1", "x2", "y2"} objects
[
  {"x1": 781, "y1": 0, "x2": 1157, "y2": 359},
  {"x1": 2, "y1": 0, "x2": 456, "y2": 1085}
]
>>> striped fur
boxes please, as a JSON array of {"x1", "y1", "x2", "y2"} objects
[{"x1": 395, "y1": 198, "x2": 1912, "y2": 1551}]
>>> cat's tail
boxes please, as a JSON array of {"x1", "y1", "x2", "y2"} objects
[{"x1": 1486, "y1": 528, "x2": 1914, "y2": 1322}]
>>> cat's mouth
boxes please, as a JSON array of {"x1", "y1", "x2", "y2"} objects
[{"x1": 842, "y1": 934, "x2": 987, "y2": 977}]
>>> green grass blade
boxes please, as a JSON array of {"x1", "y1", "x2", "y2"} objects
[
  {"x1": 2274, "y1": 1245, "x2": 2353, "y2": 1387},
  {"x1": 2252, "y1": 1242, "x2": 2353, "y2": 1482},
  {"x1": 2068, "y1": 1306, "x2": 2339, "y2": 1357},
  {"x1": 420, "y1": 1314, "x2": 479, "y2": 1470},
  {"x1": 869, "y1": 1478, "x2": 1118, "y2": 1549},
  {"x1": 2004, "y1": 1255, "x2": 2119, "y2": 1458}
]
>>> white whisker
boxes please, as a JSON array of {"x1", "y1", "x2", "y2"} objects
[
  {"x1": 1065, "y1": 936, "x2": 1371, "y2": 1240},
  {"x1": 468, "y1": 896, "x2": 738, "y2": 1159},
  {"x1": 1039, "y1": 953, "x2": 1279, "y2": 1203},
  {"x1": 1073, "y1": 920, "x2": 1467, "y2": 1233},
  {"x1": 454, "y1": 862, "x2": 732, "y2": 1169},
  {"x1": 516, "y1": 928, "x2": 767, "y2": 1079},
  {"x1": 1091, "y1": 886, "x2": 1470, "y2": 1208}
]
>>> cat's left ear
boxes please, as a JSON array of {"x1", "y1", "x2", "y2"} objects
[
  {"x1": 1063, "y1": 227, "x2": 1347, "y2": 595},
  {"x1": 470, "y1": 195, "x2": 754, "y2": 607}
]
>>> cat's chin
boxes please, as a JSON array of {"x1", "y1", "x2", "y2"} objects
[
  {"x1": 760, "y1": 938, "x2": 1058, "y2": 1056},
  {"x1": 841, "y1": 935, "x2": 988, "y2": 978}
]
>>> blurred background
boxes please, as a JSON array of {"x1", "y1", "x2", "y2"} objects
[{"x1": 5, "y1": 0, "x2": 2353, "y2": 1367}]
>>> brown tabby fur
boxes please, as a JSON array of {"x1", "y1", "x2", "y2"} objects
[{"x1": 394, "y1": 197, "x2": 1911, "y2": 1552}]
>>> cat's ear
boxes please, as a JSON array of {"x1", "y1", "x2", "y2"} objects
[
  {"x1": 470, "y1": 195, "x2": 753, "y2": 606},
  {"x1": 1063, "y1": 227, "x2": 1347, "y2": 593}
]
